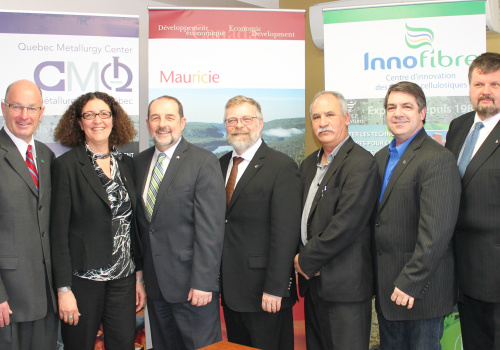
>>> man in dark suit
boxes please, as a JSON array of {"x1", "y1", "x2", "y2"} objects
[
  {"x1": 0, "y1": 80, "x2": 58, "y2": 349},
  {"x1": 446, "y1": 52, "x2": 500, "y2": 349},
  {"x1": 373, "y1": 81, "x2": 461, "y2": 349},
  {"x1": 293, "y1": 91, "x2": 380, "y2": 350},
  {"x1": 134, "y1": 96, "x2": 225, "y2": 350},
  {"x1": 219, "y1": 95, "x2": 301, "y2": 350}
]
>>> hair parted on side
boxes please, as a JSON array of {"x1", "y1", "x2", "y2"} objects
[
  {"x1": 224, "y1": 95, "x2": 263, "y2": 121},
  {"x1": 54, "y1": 91, "x2": 136, "y2": 148},
  {"x1": 468, "y1": 52, "x2": 500, "y2": 83}
]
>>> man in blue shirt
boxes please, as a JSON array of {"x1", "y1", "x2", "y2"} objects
[{"x1": 373, "y1": 81, "x2": 461, "y2": 350}]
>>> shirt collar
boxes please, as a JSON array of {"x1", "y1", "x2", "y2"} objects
[
  {"x1": 155, "y1": 136, "x2": 182, "y2": 160},
  {"x1": 231, "y1": 138, "x2": 262, "y2": 162},
  {"x1": 4, "y1": 126, "x2": 35, "y2": 159},
  {"x1": 474, "y1": 112, "x2": 500, "y2": 133},
  {"x1": 388, "y1": 127, "x2": 422, "y2": 157},
  {"x1": 316, "y1": 135, "x2": 349, "y2": 167}
]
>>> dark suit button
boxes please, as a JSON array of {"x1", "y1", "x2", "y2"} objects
[
  {"x1": 39, "y1": 205, "x2": 43, "y2": 210},
  {"x1": 377, "y1": 250, "x2": 382, "y2": 255},
  {"x1": 375, "y1": 222, "x2": 380, "y2": 227},
  {"x1": 225, "y1": 220, "x2": 228, "y2": 224},
  {"x1": 149, "y1": 229, "x2": 154, "y2": 234},
  {"x1": 41, "y1": 232, "x2": 46, "y2": 237}
]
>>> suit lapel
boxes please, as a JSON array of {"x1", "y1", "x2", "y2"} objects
[
  {"x1": 136, "y1": 147, "x2": 155, "y2": 210},
  {"x1": 35, "y1": 141, "x2": 51, "y2": 202},
  {"x1": 151, "y1": 138, "x2": 188, "y2": 220},
  {"x1": 226, "y1": 142, "x2": 267, "y2": 212},
  {"x1": 379, "y1": 129, "x2": 425, "y2": 210},
  {"x1": 449, "y1": 113, "x2": 474, "y2": 158},
  {"x1": 302, "y1": 151, "x2": 320, "y2": 205},
  {"x1": 307, "y1": 138, "x2": 353, "y2": 222},
  {"x1": 220, "y1": 153, "x2": 231, "y2": 180},
  {"x1": 76, "y1": 145, "x2": 109, "y2": 205},
  {"x1": 462, "y1": 120, "x2": 500, "y2": 187},
  {"x1": 0, "y1": 128, "x2": 38, "y2": 196}
]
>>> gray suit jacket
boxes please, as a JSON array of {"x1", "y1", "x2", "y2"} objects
[
  {"x1": 0, "y1": 127, "x2": 56, "y2": 321},
  {"x1": 446, "y1": 111, "x2": 500, "y2": 302},
  {"x1": 374, "y1": 128, "x2": 461, "y2": 321},
  {"x1": 298, "y1": 137, "x2": 379, "y2": 302},
  {"x1": 134, "y1": 137, "x2": 225, "y2": 303}
]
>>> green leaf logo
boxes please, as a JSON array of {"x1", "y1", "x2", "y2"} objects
[{"x1": 405, "y1": 23, "x2": 434, "y2": 50}]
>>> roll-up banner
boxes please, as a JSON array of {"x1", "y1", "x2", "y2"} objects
[
  {"x1": 148, "y1": 8, "x2": 305, "y2": 163},
  {"x1": 324, "y1": 0, "x2": 486, "y2": 155},
  {"x1": 0, "y1": 10, "x2": 140, "y2": 156}
]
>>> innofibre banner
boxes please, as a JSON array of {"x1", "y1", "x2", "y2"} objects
[
  {"x1": 0, "y1": 11, "x2": 140, "y2": 156},
  {"x1": 149, "y1": 8, "x2": 305, "y2": 163},
  {"x1": 324, "y1": 0, "x2": 485, "y2": 155}
]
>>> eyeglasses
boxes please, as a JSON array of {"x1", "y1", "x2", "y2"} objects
[
  {"x1": 4, "y1": 103, "x2": 42, "y2": 116},
  {"x1": 225, "y1": 116, "x2": 258, "y2": 127},
  {"x1": 81, "y1": 111, "x2": 112, "y2": 120}
]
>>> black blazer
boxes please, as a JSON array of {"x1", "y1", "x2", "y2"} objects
[
  {"x1": 50, "y1": 144, "x2": 142, "y2": 288},
  {"x1": 374, "y1": 128, "x2": 461, "y2": 321},
  {"x1": 446, "y1": 112, "x2": 500, "y2": 303},
  {"x1": 298, "y1": 137, "x2": 379, "y2": 302},
  {"x1": 220, "y1": 141, "x2": 301, "y2": 313}
]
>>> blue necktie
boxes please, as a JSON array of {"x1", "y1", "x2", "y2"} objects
[{"x1": 458, "y1": 121, "x2": 484, "y2": 177}]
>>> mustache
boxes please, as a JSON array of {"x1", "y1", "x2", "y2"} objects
[
  {"x1": 479, "y1": 94, "x2": 495, "y2": 102},
  {"x1": 316, "y1": 126, "x2": 334, "y2": 135},
  {"x1": 156, "y1": 127, "x2": 171, "y2": 133}
]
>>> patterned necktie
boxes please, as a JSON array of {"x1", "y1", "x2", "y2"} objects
[
  {"x1": 458, "y1": 121, "x2": 484, "y2": 177},
  {"x1": 26, "y1": 145, "x2": 39, "y2": 190},
  {"x1": 145, "y1": 153, "x2": 166, "y2": 221},
  {"x1": 226, "y1": 157, "x2": 243, "y2": 207}
]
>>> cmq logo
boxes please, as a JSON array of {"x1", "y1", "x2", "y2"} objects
[
  {"x1": 364, "y1": 23, "x2": 476, "y2": 70},
  {"x1": 34, "y1": 57, "x2": 133, "y2": 92}
]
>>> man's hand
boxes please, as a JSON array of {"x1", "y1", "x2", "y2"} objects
[
  {"x1": 136, "y1": 280, "x2": 146, "y2": 312},
  {"x1": 0, "y1": 301, "x2": 12, "y2": 327},
  {"x1": 262, "y1": 293, "x2": 282, "y2": 313},
  {"x1": 58, "y1": 290, "x2": 81, "y2": 326},
  {"x1": 294, "y1": 254, "x2": 310, "y2": 280},
  {"x1": 187, "y1": 289, "x2": 212, "y2": 307},
  {"x1": 391, "y1": 287, "x2": 415, "y2": 309}
]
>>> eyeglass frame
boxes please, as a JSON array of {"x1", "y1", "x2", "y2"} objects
[
  {"x1": 224, "y1": 116, "x2": 259, "y2": 127},
  {"x1": 81, "y1": 111, "x2": 113, "y2": 120},
  {"x1": 3, "y1": 102, "x2": 43, "y2": 116}
]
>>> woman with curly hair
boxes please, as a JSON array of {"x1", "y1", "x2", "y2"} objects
[{"x1": 50, "y1": 92, "x2": 146, "y2": 350}]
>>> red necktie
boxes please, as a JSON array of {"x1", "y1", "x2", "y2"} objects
[
  {"x1": 26, "y1": 145, "x2": 39, "y2": 190},
  {"x1": 226, "y1": 157, "x2": 243, "y2": 206}
]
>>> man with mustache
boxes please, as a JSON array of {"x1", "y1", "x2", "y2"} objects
[
  {"x1": 373, "y1": 81, "x2": 461, "y2": 349},
  {"x1": 219, "y1": 95, "x2": 301, "y2": 350},
  {"x1": 446, "y1": 52, "x2": 500, "y2": 349},
  {"x1": 134, "y1": 96, "x2": 225, "y2": 349},
  {"x1": 294, "y1": 91, "x2": 380, "y2": 350}
]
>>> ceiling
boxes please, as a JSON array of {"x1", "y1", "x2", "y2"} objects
[{"x1": 156, "y1": 0, "x2": 279, "y2": 8}]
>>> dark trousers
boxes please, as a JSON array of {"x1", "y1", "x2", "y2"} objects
[
  {"x1": 459, "y1": 293, "x2": 500, "y2": 350},
  {"x1": 223, "y1": 304, "x2": 294, "y2": 350},
  {"x1": 147, "y1": 291, "x2": 221, "y2": 350},
  {"x1": 0, "y1": 272, "x2": 58, "y2": 350},
  {"x1": 378, "y1": 312, "x2": 444, "y2": 350},
  {"x1": 304, "y1": 278, "x2": 371, "y2": 350},
  {"x1": 61, "y1": 274, "x2": 136, "y2": 350}
]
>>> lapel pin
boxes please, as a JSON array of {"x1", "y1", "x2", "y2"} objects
[
  {"x1": 403, "y1": 160, "x2": 406, "y2": 164},
  {"x1": 41, "y1": 159, "x2": 45, "y2": 163},
  {"x1": 124, "y1": 177, "x2": 127, "y2": 182},
  {"x1": 254, "y1": 165, "x2": 260, "y2": 168},
  {"x1": 496, "y1": 140, "x2": 499, "y2": 144},
  {"x1": 176, "y1": 156, "x2": 180, "y2": 159}
]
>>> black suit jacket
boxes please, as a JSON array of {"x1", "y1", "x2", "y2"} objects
[
  {"x1": 446, "y1": 111, "x2": 500, "y2": 302},
  {"x1": 50, "y1": 144, "x2": 142, "y2": 288},
  {"x1": 220, "y1": 141, "x2": 301, "y2": 313},
  {"x1": 374, "y1": 128, "x2": 461, "y2": 321},
  {"x1": 134, "y1": 138, "x2": 225, "y2": 303},
  {"x1": 298, "y1": 137, "x2": 379, "y2": 302},
  {"x1": 0, "y1": 128, "x2": 56, "y2": 321}
]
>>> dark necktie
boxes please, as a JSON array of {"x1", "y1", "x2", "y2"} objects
[
  {"x1": 26, "y1": 145, "x2": 39, "y2": 190},
  {"x1": 458, "y1": 121, "x2": 484, "y2": 177},
  {"x1": 226, "y1": 157, "x2": 243, "y2": 206}
]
